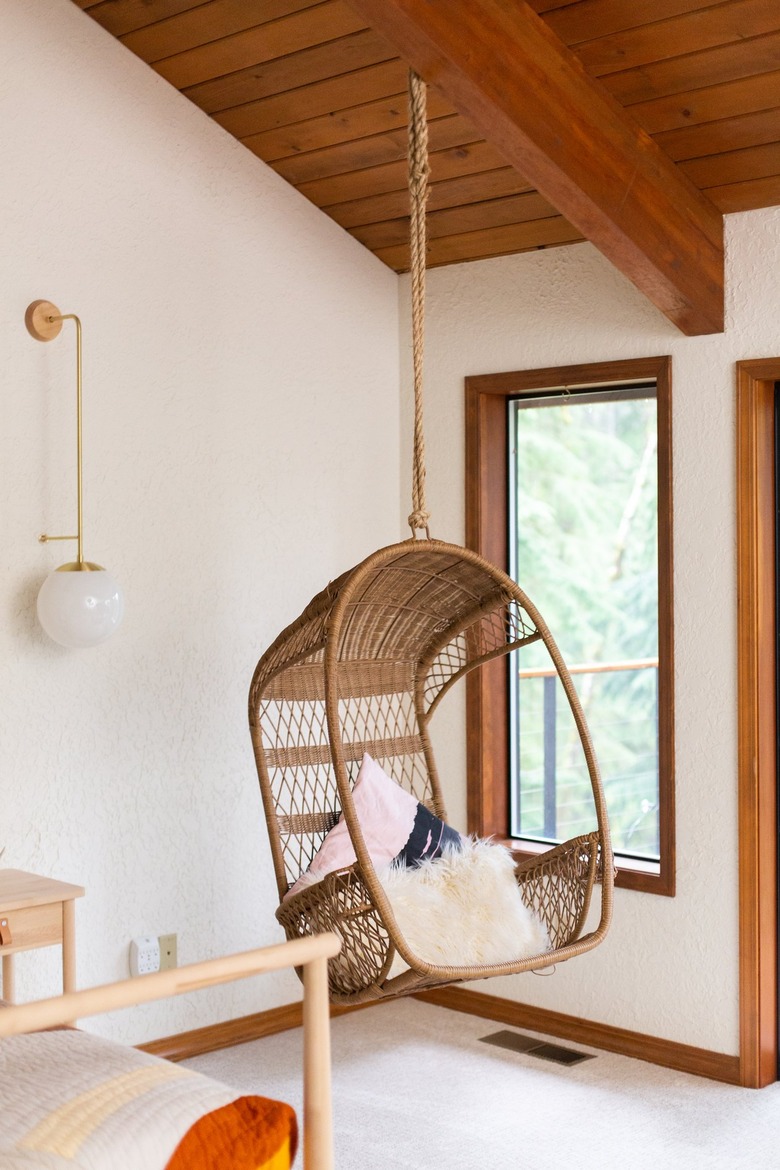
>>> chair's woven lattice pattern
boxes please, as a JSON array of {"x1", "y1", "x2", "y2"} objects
[
  {"x1": 515, "y1": 833, "x2": 600, "y2": 950},
  {"x1": 258, "y1": 698, "x2": 334, "y2": 886},
  {"x1": 276, "y1": 866, "x2": 394, "y2": 1000},
  {"x1": 422, "y1": 600, "x2": 540, "y2": 714},
  {"x1": 249, "y1": 540, "x2": 613, "y2": 1004},
  {"x1": 339, "y1": 691, "x2": 433, "y2": 805}
]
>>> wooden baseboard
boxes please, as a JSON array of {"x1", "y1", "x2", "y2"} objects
[
  {"x1": 138, "y1": 982, "x2": 740, "y2": 1085},
  {"x1": 415, "y1": 986, "x2": 741, "y2": 1085},
  {"x1": 138, "y1": 999, "x2": 371, "y2": 1063}
]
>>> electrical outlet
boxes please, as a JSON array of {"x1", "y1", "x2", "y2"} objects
[
  {"x1": 130, "y1": 935, "x2": 160, "y2": 977},
  {"x1": 158, "y1": 932, "x2": 178, "y2": 971}
]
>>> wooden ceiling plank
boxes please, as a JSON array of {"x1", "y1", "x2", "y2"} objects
[
  {"x1": 244, "y1": 92, "x2": 407, "y2": 161},
  {"x1": 245, "y1": 88, "x2": 454, "y2": 162},
  {"x1": 544, "y1": 0, "x2": 721, "y2": 48},
  {"x1": 81, "y1": 0, "x2": 572, "y2": 27},
  {"x1": 77, "y1": 0, "x2": 201, "y2": 34},
  {"x1": 183, "y1": 29, "x2": 396, "y2": 114},
  {"x1": 347, "y1": 0, "x2": 724, "y2": 334},
  {"x1": 373, "y1": 216, "x2": 583, "y2": 271},
  {"x1": 184, "y1": 29, "x2": 396, "y2": 112},
  {"x1": 705, "y1": 173, "x2": 780, "y2": 212},
  {"x1": 576, "y1": 0, "x2": 780, "y2": 78},
  {"x1": 631, "y1": 68, "x2": 780, "y2": 135},
  {"x1": 527, "y1": 1, "x2": 587, "y2": 14},
  {"x1": 656, "y1": 107, "x2": 780, "y2": 162},
  {"x1": 605, "y1": 30, "x2": 780, "y2": 107},
  {"x1": 265, "y1": 112, "x2": 476, "y2": 184},
  {"x1": 299, "y1": 140, "x2": 512, "y2": 207},
  {"x1": 681, "y1": 140, "x2": 780, "y2": 186},
  {"x1": 213, "y1": 59, "x2": 408, "y2": 137},
  {"x1": 326, "y1": 167, "x2": 532, "y2": 228},
  {"x1": 153, "y1": 1, "x2": 368, "y2": 89},
  {"x1": 352, "y1": 190, "x2": 558, "y2": 249},
  {"x1": 120, "y1": 0, "x2": 321, "y2": 60}
]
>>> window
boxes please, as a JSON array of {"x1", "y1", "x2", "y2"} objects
[{"x1": 466, "y1": 358, "x2": 674, "y2": 895}]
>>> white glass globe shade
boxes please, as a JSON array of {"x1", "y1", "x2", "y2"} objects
[{"x1": 37, "y1": 567, "x2": 124, "y2": 649}]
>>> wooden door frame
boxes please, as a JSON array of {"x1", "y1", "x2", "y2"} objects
[{"x1": 737, "y1": 359, "x2": 779, "y2": 1088}]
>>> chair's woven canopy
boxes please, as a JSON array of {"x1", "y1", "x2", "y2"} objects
[{"x1": 250, "y1": 540, "x2": 540, "y2": 716}]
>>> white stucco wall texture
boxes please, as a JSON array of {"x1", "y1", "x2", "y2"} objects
[
  {"x1": 5, "y1": 0, "x2": 780, "y2": 1060},
  {"x1": 400, "y1": 208, "x2": 780, "y2": 1057},
  {"x1": 1, "y1": 0, "x2": 399, "y2": 1044}
]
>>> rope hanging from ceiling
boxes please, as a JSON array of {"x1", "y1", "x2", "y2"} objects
[{"x1": 407, "y1": 69, "x2": 430, "y2": 538}]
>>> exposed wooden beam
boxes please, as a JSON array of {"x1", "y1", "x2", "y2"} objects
[{"x1": 347, "y1": 0, "x2": 724, "y2": 335}]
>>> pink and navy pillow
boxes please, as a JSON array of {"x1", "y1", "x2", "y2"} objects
[
  {"x1": 395, "y1": 798, "x2": 462, "y2": 867},
  {"x1": 285, "y1": 753, "x2": 463, "y2": 898}
]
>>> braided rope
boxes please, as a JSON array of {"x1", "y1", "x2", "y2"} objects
[{"x1": 407, "y1": 70, "x2": 431, "y2": 538}]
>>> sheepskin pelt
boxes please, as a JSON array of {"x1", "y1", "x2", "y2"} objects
[{"x1": 379, "y1": 837, "x2": 551, "y2": 973}]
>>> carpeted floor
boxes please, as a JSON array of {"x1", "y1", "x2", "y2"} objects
[{"x1": 184, "y1": 999, "x2": 780, "y2": 1169}]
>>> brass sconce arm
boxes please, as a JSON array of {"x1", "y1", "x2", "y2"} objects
[{"x1": 26, "y1": 302, "x2": 89, "y2": 568}]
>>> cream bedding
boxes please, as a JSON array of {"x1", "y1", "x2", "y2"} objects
[{"x1": 0, "y1": 1029, "x2": 296, "y2": 1169}]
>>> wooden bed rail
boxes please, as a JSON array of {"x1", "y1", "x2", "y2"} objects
[{"x1": 0, "y1": 931, "x2": 341, "y2": 1170}]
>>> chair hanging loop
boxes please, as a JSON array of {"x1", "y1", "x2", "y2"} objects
[{"x1": 407, "y1": 70, "x2": 431, "y2": 539}]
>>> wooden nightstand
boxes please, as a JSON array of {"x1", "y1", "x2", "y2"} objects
[{"x1": 0, "y1": 870, "x2": 84, "y2": 1004}]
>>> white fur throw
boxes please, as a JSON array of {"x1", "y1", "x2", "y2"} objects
[{"x1": 380, "y1": 837, "x2": 551, "y2": 973}]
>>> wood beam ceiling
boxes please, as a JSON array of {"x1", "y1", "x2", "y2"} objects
[{"x1": 346, "y1": 0, "x2": 725, "y2": 335}]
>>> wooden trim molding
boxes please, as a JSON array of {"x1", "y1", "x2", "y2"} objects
[
  {"x1": 416, "y1": 986, "x2": 740, "y2": 1084},
  {"x1": 466, "y1": 356, "x2": 675, "y2": 895},
  {"x1": 736, "y1": 359, "x2": 779, "y2": 1089},
  {"x1": 138, "y1": 999, "x2": 373, "y2": 1063}
]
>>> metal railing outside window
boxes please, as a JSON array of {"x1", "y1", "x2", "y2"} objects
[{"x1": 511, "y1": 658, "x2": 660, "y2": 863}]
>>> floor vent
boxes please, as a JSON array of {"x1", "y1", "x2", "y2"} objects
[{"x1": 479, "y1": 1029, "x2": 594, "y2": 1066}]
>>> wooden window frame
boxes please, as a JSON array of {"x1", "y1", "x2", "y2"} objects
[{"x1": 465, "y1": 356, "x2": 675, "y2": 896}]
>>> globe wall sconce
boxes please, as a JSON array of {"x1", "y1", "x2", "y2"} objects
[{"x1": 26, "y1": 300, "x2": 124, "y2": 648}]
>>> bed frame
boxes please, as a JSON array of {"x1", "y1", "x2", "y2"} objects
[{"x1": 0, "y1": 931, "x2": 340, "y2": 1170}]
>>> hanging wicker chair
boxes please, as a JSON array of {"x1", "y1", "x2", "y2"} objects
[
  {"x1": 249, "y1": 73, "x2": 611, "y2": 1005},
  {"x1": 249, "y1": 538, "x2": 613, "y2": 1006}
]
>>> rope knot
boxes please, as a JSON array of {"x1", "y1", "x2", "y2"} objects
[{"x1": 408, "y1": 508, "x2": 431, "y2": 537}]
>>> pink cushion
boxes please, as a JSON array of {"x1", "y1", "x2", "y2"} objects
[
  {"x1": 286, "y1": 755, "x2": 418, "y2": 898},
  {"x1": 286, "y1": 754, "x2": 465, "y2": 900}
]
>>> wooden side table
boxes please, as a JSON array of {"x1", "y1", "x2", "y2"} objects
[{"x1": 0, "y1": 869, "x2": 84, "y2": 1003}]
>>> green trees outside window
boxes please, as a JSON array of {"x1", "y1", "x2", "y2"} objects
[{"x1": 509, "y1": 387, "x2": 660, "y2": 860}]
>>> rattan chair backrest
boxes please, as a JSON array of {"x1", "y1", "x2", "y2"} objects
[{"x1": 249, "y1": 540, "x2": 608, "y2": 894}]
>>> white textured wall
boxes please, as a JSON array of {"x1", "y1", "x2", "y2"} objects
[
  {"x1": 400, "y1": 207, "x2": 780, "y2": 1055},
  {"x1": 1, "y1": 0, "x2": 399, "y2": 1043},
  {"x1": 6, "y1": 0, "x2": 778, "y2": 1063}
]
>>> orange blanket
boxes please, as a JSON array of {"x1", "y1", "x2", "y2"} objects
[{"x1": 167, "y1": 1095, "x2": 297, "y2": 1170}]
